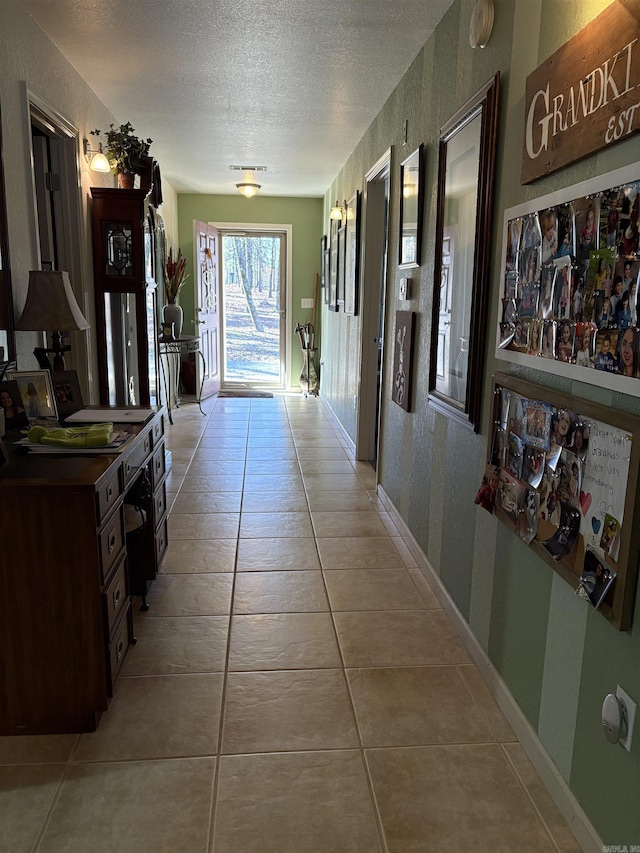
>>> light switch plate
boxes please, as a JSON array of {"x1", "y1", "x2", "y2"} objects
[{"x1": 301, "y1": 298, "x2": 314, "y2": 308}]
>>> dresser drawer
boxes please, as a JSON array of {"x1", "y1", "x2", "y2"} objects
[
  {"x1": 122, "y1": 428, "x2": 152, "y2": 487},
  {"x1": 155, "y1": 515, "x2": 168, "y2": 567},
  {"x1": 103, "y1": 555, "x2": 128, "y2": 638},
  {"x1": 154, "y1": 480, "x2": 167, "y2": 523},
  {"x1": 152, "y1": 413, "x2": 164, "y2": 446},
  {"x1": 151, "y1": 444, "x2": 166, "y2": 489},
  {"x1": 97, "y1": 471, "x2": 122, "y2": 524},
  {"x1": 99, "y1": 505, "x2": 125, "y2": 584},
  {"x1": 107, "y1": 605, "x2": 131, "y2": 696}
]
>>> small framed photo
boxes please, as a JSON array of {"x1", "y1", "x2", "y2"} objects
[
  {"x1": 51, "y1": 370, "x2": 84, "y2": 416},
  {"x1": 7, "y1": 370, "x2": 57, "y2": 421},
  {"x1": 399, "y1": 143, "x2": 425, "y2": 268},
  {"x1": 0, "y1": 379, "x2": 30, "y2": 433}
]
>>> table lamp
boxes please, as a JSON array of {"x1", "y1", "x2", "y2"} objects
[{"x1": 15, "y1": 270, "x2": 90, "y2": 371}]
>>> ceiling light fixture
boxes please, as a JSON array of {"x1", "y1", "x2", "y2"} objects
[
  {"x1": 231, "y1": 165, "x2": 266, "y2": 198},
  {"x1": 82, "y1": 138, "x2": 111, "y2": 173}
]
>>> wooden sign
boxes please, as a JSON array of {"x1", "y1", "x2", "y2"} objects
[
  {"x1": 522, "y1": 1, "x2": 640, "y2": 184},
  {"x1": 392, "y1": 311, "x2": 416, "y2": 412}
]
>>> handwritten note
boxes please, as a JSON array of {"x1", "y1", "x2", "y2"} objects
[{"x1": 580, "y1": 417, "x2": 631, "y2": 560}]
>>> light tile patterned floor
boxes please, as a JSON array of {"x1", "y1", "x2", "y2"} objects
[{"x1": 0, "y1": 395, "x2": 583, "y2": 852}]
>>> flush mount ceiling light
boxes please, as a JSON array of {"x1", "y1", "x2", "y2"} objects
[
  {"x1": 82, "y1": 138, "x2": 111, "y2": 173},
  {"x1": 231, "y1": 165, "x2": 266, "y2": 198}
]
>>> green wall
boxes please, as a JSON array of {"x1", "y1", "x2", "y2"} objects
[
  {"x1": 319, "y1": 0, "x2": 640, "y2": 844},
  {"x1": 177, "y1": 194, "x2": 323, "y2": 390}
]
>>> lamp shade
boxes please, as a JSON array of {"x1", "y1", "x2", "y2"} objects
[
  {"x1": 16, "y1": 271, "x2": 89, "y2": 332},
  {"x1": 89, "y1": 150, "x2": 111, "y2": 173}
]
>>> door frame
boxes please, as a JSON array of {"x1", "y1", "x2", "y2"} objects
[
  {"x1": 355, "y1": 148, "x2": 392, "y2": 471},
  {"x1": 211, "y1": 221, "x2": 292, "y2": 391},
  {"x1": 22, "y1": 84, "x2": 91, "y2": 391}
]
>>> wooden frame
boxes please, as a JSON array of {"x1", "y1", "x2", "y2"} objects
[
  {"x1": 496, "y1": 161, "x2": 640, "y2": 394},
  {"x1": 337, "y1": 224, "x2": 346, "y2": 307},
  {"x1": 344, "y1": 191, "x2": 361, "y2": 316},
  {"x1": 328, "y1": 217, "x2": 340, "y2": 311},
  {"x1": 399, "y1": 144, "x2": 424, "y2": 268},
  {"x1": 0, "y1": 379, "x2": 29, "y2": 433},
  {"x1": 392, "y1": 311, "x2": 416, "y2": 411},
  {"x1": 7, "y1": 369, "x2": 57, "y2": 421},
  {"x1": 429, "y1": 73, "x2": 500, "y2": 433},
  {"x1": 491, "y1": 371, "x2": 640, "y2": 631},
  {"x1": 50, "y1": 369, "x2": 84, "y2": 416},
  {"x1": 320, "y1": 235, "x2": 327, "y2": 289}
]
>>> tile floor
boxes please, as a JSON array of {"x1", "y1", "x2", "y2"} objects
[{"x1": 0, "y1": 395, "x2": 583, "y2": 852}]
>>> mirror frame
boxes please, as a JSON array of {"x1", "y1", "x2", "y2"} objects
[
  {"x1": 428, "y1": 73, "x2": 500, "y2": 433},
  {"x1": 399, "y1": 143, "x2": 425, "y2": 268},
  {"x1": 0, "y1": 106, "x2": 16, "y2": 370}
]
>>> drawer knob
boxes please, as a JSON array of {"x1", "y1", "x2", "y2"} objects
[
  {"x1": 116, "y1": 639, "x2": 124, "y2": 662},
  {"x1": 108, "y1": 531, "x2": 117, "y2": 553},
  {"x1": 107, "y1": 485, "x2": 113, "y2": 500},
  {"x1": 113, "y1": 587, "x2": 121, "y2": 608}
]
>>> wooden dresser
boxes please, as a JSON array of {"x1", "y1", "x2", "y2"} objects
[{"x1": 0, "y1": 408, "x2": 167, "y2": 734}]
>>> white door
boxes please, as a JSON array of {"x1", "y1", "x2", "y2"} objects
[{"x1": 194, "y1": 221, "x2": 221, "y2": 398}]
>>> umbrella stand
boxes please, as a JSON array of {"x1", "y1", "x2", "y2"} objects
[{"x1": 295, "y1": 322, "x2": 318, "y2": 396}]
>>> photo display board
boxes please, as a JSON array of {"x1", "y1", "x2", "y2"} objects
[
  {"x1": 486, "y1": 372, "x2": 640, "y2": 631},
  {"x1": 496, "y1": 163, "x2": 640, "y2": 394}
]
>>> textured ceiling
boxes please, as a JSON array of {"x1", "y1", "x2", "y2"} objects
[{"x1": 20, "y1": 0, "x2": 456, "y2": 196}]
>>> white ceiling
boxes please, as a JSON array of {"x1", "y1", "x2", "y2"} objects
[{"x1": 20, "y1": 0, "x2": 455, "y2": 197}]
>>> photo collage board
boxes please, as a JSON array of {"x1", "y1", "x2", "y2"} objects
[
  {"x1": 496, "y1": 164, "x2": 640, "y2": 390},
  {"x1": 479, "y1": 374, "x2": 640, "y2": 630}
]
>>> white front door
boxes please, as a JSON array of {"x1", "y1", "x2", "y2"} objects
[{"x1": 194, "y1": 220, "x2": 221, "y2": 398}]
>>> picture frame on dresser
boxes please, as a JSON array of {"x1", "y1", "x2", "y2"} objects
[
  {"x1": 7, "y1": 369, "x2": 57, "y2": 421},
  {"x1": 50, "y1": 370, "x2": 83, "y2": 416}
]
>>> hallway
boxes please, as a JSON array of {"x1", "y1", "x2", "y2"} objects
[{"x1": 1, "y1": 395, "x2": 580, "y2": 852}]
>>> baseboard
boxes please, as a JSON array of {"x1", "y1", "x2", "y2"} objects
[
  {"x1": 322, "y1": 398, "x2": 357, "y2": 455},
  {"x1": 377, "y1": 484, "x2": 604, "y2": 853}
]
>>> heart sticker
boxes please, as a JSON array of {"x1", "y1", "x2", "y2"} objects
[
  {"x1": 592, "y1": 517, "x2": 601, "y2": 535},
  {"x1": 580, "y1": 491, "x2": 592, "y2": 515}
]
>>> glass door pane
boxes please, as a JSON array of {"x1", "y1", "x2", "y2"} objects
[{"x1": 220, "y1": 232, "x2": 285, "y2": 386}]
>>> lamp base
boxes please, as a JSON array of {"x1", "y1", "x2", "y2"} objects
[{"x1": 34, "y1": 346, "x2": 71, "y2": 372}]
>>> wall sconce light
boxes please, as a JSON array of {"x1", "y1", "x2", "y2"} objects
[
  {"x1": 15, "y1": 270, "x2": 90, "y2": 371},
  {"x1": 329, "y1": 201, "x2": 343, "y2": 220},
  {"x1": 83, "y1": 138, "x2": 111, "y2": 173}
]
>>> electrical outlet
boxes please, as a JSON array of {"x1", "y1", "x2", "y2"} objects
[{"x1": 617, "y1": 685, "x2": 636, "y2": 752}]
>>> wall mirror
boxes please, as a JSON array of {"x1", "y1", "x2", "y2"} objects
[
  {"x1": 399, "y1": 143, "x2": 424, "y2": 268},
  {"x1": 429, "y1": 73, "x2": 499, "y2": 432}
]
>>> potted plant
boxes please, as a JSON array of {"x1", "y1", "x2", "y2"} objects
[
  {"x1": 90, "y1": 122, "x2": 152, "y2": 188},
  {"x1": 162, "y1": 248, "x2": 189, "y2": 338}
]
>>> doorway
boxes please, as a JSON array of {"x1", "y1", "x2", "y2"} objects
[
  {"x1": 219, "y1": 229, "x2": 287, "y2": 389},
  {"x1": 27, "y1": 92, "x2": 88, "y2": 376},
  {"x1": 356, "y1": 149, "x2": 391, "y2": 471}
]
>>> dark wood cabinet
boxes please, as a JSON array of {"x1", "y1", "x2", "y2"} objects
[
  {"x1": 90, "y1": 187, "x2": 164, "y2": 407},
  {"x1": 0, "y1": 408, "x2": 167, "y2": 734}
]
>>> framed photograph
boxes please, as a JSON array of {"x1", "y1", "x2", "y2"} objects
[
  {"x1": 399, "y1": 143, "x2": 425, "y2": 268},
  {"x1": 51, "y1": 370, "x2": 84, "y2": 415},
  {"x1": 320, "y1": 235, "x2": 327, "y2": 288},
  {"x1": 337, "y1": 224, "x2": 346, "y2": 307},
  {"x1": 328, "y1": 216, "x2": 340, "y2": 311},
  {"x1": 323, "y1": 242, "x2": 331, "y2": 306},
  {"x1": 0, "y1": 379, "x2": 30, "y2": 433},
  {"x1": 429, "y1": 73, "x2": 500, "y2": 433},
  {"x1": 344, "y1": 191, "x2": 361, "y2": 316},
  {"x1": 7, "y1": 370, "x2": 57, "y2": 421}
]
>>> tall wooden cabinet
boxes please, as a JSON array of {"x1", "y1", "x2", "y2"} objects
[{"x1": 90, "y1": 187, "x2": 164, "y2": 407}]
